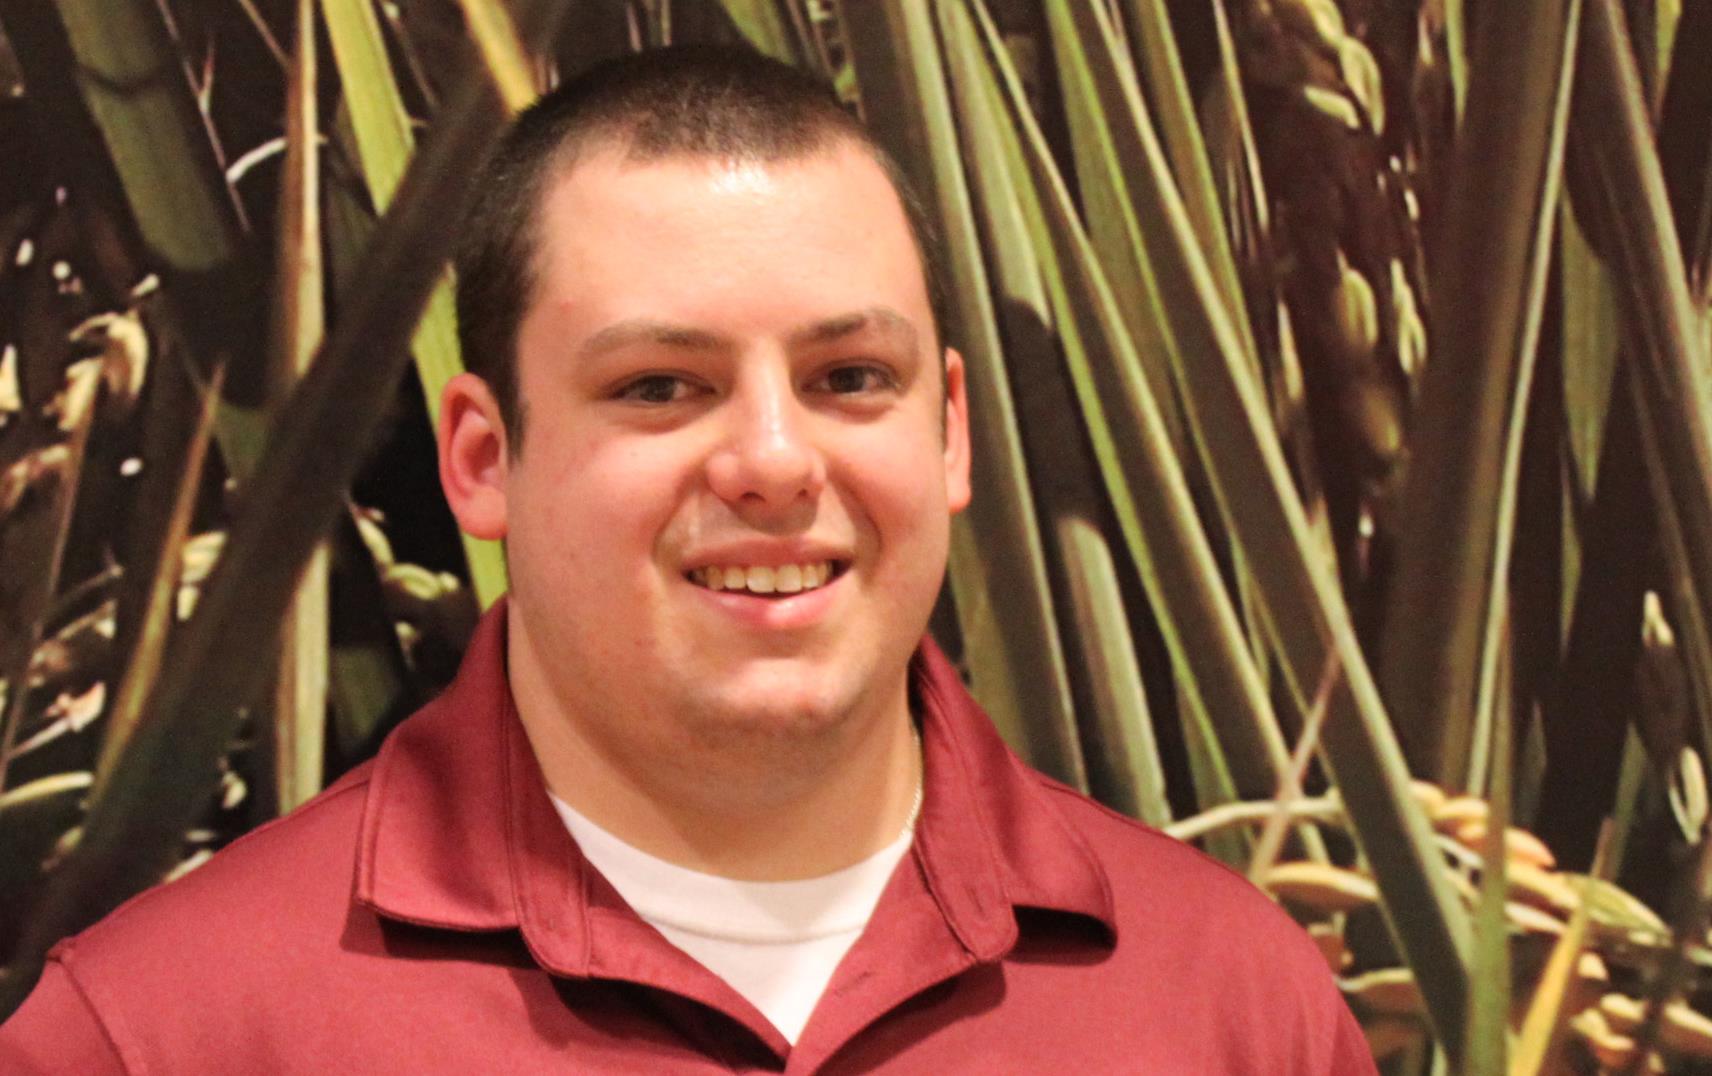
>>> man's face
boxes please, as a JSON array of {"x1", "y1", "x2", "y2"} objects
[{"x1": 472, "y1": 139, "x2": 969, "y2": 757}]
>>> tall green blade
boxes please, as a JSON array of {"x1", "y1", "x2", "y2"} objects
[
  {"x1": 1045, "y1": 0, "x2": 1184, "y2": 451},
  {"x1": 43, "y1": 0, "x2": 240, "y2": 274},
  {"x1": 1033, "y1": 0, "x2": 1295, "y2": 808},
  {"x1": 0, "y1": 361, "x2": 103, "y2": 789},
  {"x1": 1378, "y1": 0, "x2": 1581, "y2": 790},
  {"x1": 839, "y1": 0, "x2": 1086, "y2": 787},
  {"x1": 716, "y1": 0, "x2": 804, "y2": 63},
  {"x1": 29, "y1": 0, "x2": 270, "y2": 480},
  {"x1": 1116, "y1": 0, "x2": 1255, "y2": 367},
  {"x1": 1464, "y1": 665, "x2": 1512, "y2": 1072},
  {"x1": 1656, "y1": 0, "x2": 1712, "y2": 305},
  {"x1": 456, "y1": 0, "x2": 537, "y2": 113},
  {"x1": 91, "y1": 366, "x2": 222, "y2": 797},
  {"x1": 958, "y1": 0, "x2": 1472, "y2": 1051},
  {"x1": 1056, "y1": 516, "x2": 1172, "y2": 826},
  {"x1": 0, "y1": 9, "x2": 564, "y2": 1006},
  {"x1": 270, "y1": 0, "x2": 329, "y2": 814},
  {"x1": 322, "y1": 0, "x2": 508, "y2": 608},
  {"x1": 932, "y1": 11, "x2": 1168, "y2": 823},
  {"x1": 1572, "y1": 0, "x2": 1712, "y2": 768}
]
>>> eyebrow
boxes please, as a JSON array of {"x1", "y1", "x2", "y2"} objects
[{"x1": 576, "y1": 306, "x2": 920, "y2": 361}]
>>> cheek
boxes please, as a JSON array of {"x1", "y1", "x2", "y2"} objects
[
  {"x1": 846, "y1": 428, "x2": 951, "y2": 552},
  {"x1": 508, "y1": 432, "x2": 688, "y2": 583}
]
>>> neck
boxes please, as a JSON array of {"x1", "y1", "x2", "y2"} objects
[{"x1": 507, "y1": 636, "x2": 922, "y2": 882}]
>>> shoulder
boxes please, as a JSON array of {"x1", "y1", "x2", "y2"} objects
[
  {"x1": 50, "y1": 765, "x2": 374, "y2": 1007},
  {"x1": 1021, "y1": 775, "x2": 1374, "y2": 1072},
  {"x1": 1032, "y1": 774, "x2": 1295, "y2": 930},
  {"x1": 1023, "y1": 771, "x2": 1342, "y2": 998}
]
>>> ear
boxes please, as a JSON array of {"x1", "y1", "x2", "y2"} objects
[
  {"x1": 438, "y1": 372, "x2": 511, "y2": 540},
  {"x1": 942, "y1": 347, "x2": 972, "y2": 514}
]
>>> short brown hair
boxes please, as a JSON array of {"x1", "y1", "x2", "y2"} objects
[{"x1": 453, "y1": 45, "x2": 948, "y2": 451}]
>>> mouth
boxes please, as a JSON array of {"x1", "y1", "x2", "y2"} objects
[{"x1": 684, "y1": 560, "x2": 849, "y2": 597}]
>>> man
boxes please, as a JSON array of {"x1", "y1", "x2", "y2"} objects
[{"x1": 1, "y1": 46, "x2": 1373, "y2": 1072}]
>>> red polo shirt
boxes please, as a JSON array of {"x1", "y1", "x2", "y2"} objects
[{"x1": 1, "y1": 606, "x2": 1374, "y2": 1073}]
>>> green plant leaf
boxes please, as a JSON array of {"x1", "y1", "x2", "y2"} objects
[
  {"x1": 0, "y1": 361, "x2": 106, "y2": 789},
  {"x1": 26, "y1": 0, "x2": 271, "y2": 493},
  {"x1": 1016, "y1": 0, "x2": 1304, "y2": 812},
  {"x1": 91, "y1": 363, "x2": 222, "y2": 797},
  {"x1": 269, "y1": 0, "x2": 328, "y2": 814},
  {"x1": 925, "y1": 4, "x2": 1166, "y2": 822},
  {"x1": 1116, "y1": 0, "x2": 1255, "y2": 368},
  {"x1": 1510, "y1": 832, "x2": 1606, "y2": 1075},
  {"x1": 839, "y1": 0, "x2": 1086, "y2": 788},
  {"x1": 1655, "y1": 0, "x2": 1712, "y2": 306},
  {"x1": 0, "y1": 773, "x2": 91, "y2": 926},
  {"x1": 1055, "y1": 515, "x2": 1171, "y2": 826},
  {"x1": 1465, "y1": 663, "x2": 1512, "y2": 1072},
  {"x1": 456, "y1": 0, "x2": 537, "y2": 113},
  {"x1": 1572, "y1": 0, "x2": 1712, "y2": 782},
  {"x1": 716, "y1": 0, "x2": 804, "y2": 64},
  {"x1": 42, "y1": 0, "x2": 240, "y2": 275},
  {"x1": 957, "y1": 0, "x2": 1473, "y2": 1051},
  {"x1": 321, "y1": 0, "x2": 508, "y2": 609},
  {"x1": 0, "y1": 2, "x2": 572, "y2": 1009},
  {"x1": 1378, "y1": 0, "x2": 1580, "y2": 790}
]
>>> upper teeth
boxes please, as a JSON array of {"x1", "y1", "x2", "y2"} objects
[{"x1": 693, "y1": 562, "x2": 834, "y2": 594}]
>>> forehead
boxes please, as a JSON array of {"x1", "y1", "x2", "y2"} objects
[{"x1": 522, "y1": 140, "x2": 931, "y2": 336}]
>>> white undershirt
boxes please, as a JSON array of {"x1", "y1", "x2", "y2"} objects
[{"x1": 549, "y1": 794, "x2": 914, "y2": 1044}]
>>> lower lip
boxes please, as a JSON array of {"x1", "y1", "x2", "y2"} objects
[{"x1": 686, "y1": 571, "x2": 843, "y2": 630}]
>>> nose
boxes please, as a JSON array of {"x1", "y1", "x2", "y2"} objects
[{"x1": 705, "y1": 365, "x2": 826, "y2": 514}]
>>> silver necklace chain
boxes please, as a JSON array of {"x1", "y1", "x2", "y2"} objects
[{"x1": 901, "y1": 724, "x2": 925, "y2": 839}]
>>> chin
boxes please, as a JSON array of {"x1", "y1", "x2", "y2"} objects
[{"x1": 677, "y1": 672, "x2": 859, "y2": 744}]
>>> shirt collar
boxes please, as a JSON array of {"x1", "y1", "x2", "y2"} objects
[{"x1": 354, "y1": 600, "x2": 1116, "y2": 968}]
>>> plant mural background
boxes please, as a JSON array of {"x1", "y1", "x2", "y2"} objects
[{"x1": 0, "y1": 0, "x2": 1707, "y2": 1069}]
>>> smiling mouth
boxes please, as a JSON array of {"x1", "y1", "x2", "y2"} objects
[{"x1": 687, "y1": 561, "x2": 847, "y2": 597}]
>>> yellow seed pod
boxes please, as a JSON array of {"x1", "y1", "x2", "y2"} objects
[
  {"x1": 1571, "y1": 1006, "x2": 1639, "y2": 1070},
  {"x1": 1274, "y1": 0, "x2": 1347, "y2": 52},
  {"x1": 1508, "y1": 860, "x2": 1579, "y2": 916},
  {"x1": 70, "y1": 310, "x2": 150, "y2": 417},
  {"x1": 355, "y1": 510, "x2": 397, "y2": 568},
  {"x1": 1262, "y1": 862, "x2": 1378, "y2": 914},
  {"x1": 1338, "y1": 37, "x2": 1385, "y2": 134},
  {"x1": 180, "y1": 530, "x2": 227, "y2": 587},
  {"x1": 1410, "y1": 779, "x2": 1448, "y2": 814},
  {"x1": 0, "y1": 344, "x2": 16, "y2": 414},
  {"x1": 56, "y1": 358, "x2": 104, "y2": 433},
  {"x1": 1662, "y1": 1001, "x2": 1712, "y2": 1059},
  {"x1": 1571, "y1": 953, "x2": 1612, "y2": 1022},
  {"x1": 385, "y1": 562, "x2": 451, "y2": 605},
  {"x1": 1276, "y1": 300, "x2": 1307, "y2": 417},
  {"x1": 1341, "y1": 968, "x2": 1422, "y2": 1015},
  {"x1": 1304, "y1": 84, "x2": 1363, "y2": 130},
  {"x1": 1340, "y1": 378, "x2": 1404, "y2": 466},
  {"x1": 1432, "y1": 795, "x2": 1489, "y2": 832},
  {"x1": 1671, "y1": 748, "x2": 1708, "y2": 843},
  {"x1": 1507, "y1": 900, "x2": 1566, "y2": 936},
  {"x1": 1600, "y1": 993, "x2": 1645, "y2": 1033},
  {"x1": 1507, "y1": 826, "x2": 1558, "y2": 869},
  {"x1": 1390, "y1": 259, "x2": 1427, "y2": 381},
  {"x1": 1332, "y1": 254, "x2": 1380, "y2": 362},
  {"x1": 1578, "y1": 952, "x2": 1610, "y2": 985},
  {"x1": 1643, "y1": 590, "x2": 1677, "y2": 650},
  {"x1": 1451, "y1": 820, "x2": 1557, "y2": 870}
]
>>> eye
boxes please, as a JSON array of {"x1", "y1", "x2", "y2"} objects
[
  {"x1": 614, "y1": 374, "x2": 698, "y2": 404},
  {"x1": 812, "y1": 364, "x2": 897, "y2": 395}
]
